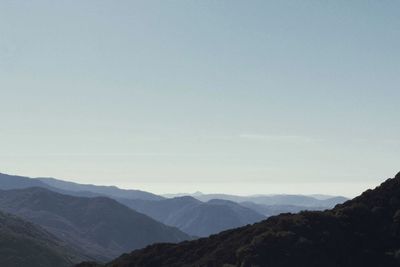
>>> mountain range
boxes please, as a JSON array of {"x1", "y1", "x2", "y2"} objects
[
  {"x1": 119, "y1": 197, "x2": 265, "y2": 237},
  {"x1": 0, "y1": 187, "x2": 189, "y2": 261},
  {"x1": 0, "y1": 172, "x2": 348, "y2": 266},
  {"x1": 190, "y1": 193, "x2": 347, "y2": 208},
  {"x1": 76, "y1": 172, "x2": 400, "y2": 267},
  {"x1": 0, "y1": 173, "x2": 345, "y2": 238},
  {"x1": 37, "y1": 176, "x2": 163, "y2": 201},
  {"x1": 0, "y1": 173, "x2": 162, "y2": 201}
]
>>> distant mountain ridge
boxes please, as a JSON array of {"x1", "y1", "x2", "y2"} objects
[
  {"x1": 0, "y1": 172, "x2": 163, "y2": 201},
  {"x1": 0, "y1": 172, "x2": 345, "y2": 209},
  {"x1": 76, "y1": 172, "x2": 400, "y2": 267},
  {"x1": 0, "y1": 173, "x2": 53, "y2": 190},
  {"x1": 239, "y1": 201, "x2": 327, "y2": 217},
  {"x1": 120, "y1": 196, "x2": 265, "y2": 237},
  {"x1": 0, "y1": 172, "x2": 346, "y2": 239},
  {"x1": 192, "y1": 193, "x2": 347, "y2": 208},
  {"x1": 38, "y1": 177, "x2": 163, "y2": 201}
]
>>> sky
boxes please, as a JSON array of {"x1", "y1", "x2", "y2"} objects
[{"x1": 0, "y1": 1, "x2": 399, "y2": 197}]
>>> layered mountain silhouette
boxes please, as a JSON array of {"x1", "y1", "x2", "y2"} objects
[
  {"x1": 193, "y1": 193, "x2": 347, "y2": 208},
  {"x1": 38, "y1": 176, "x2": 163, "y2": 200},
  {"x1": 0, "y1": 210, "x2": 90, "y2": 267},
  {"x1": 77, "y1": 172, "x2": 400, "y2": 267},
  {"x1": 119, "y1": 197, "x2": 265, "y2": 237},
  {"x1": 0, "y1": 172, "x2": 344, "y2": 239},
  {"x1": 0, "y1": 173, "x2": 163, "y2": 201},
  {"x1": 0, "y1": 187, "x2": 189, "y2": 261}
]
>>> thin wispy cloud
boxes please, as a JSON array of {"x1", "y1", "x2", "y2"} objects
[
  {"x1": 238, "y1": 134, "x2": 321, "y2": 143},
  {"x1": 0, "y1": 152, "x2": 235, "y2": 158}
]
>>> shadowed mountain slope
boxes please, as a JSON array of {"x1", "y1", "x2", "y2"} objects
[
  {"x1": 119, "y1": 196, "x2": 265, "y2": 237},
  {"x1": 0, "y1": 187, "x2": 189, "y2": 261},
  {"x1": 77, "y1": 172, "x2": 400, "y2": 267},
  {"x1": 0, "y1": 210, "x2": 91, "y2": 267}
]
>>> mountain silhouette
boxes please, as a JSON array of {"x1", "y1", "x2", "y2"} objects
[
  {"x1": 0, "y1": 187, "x2": 189, "y2": 261},
  {"x1": 1, "y1": 172, "x2": 325, "y2": 238},
  {"x1": 0, "y1": 173, "x2": 163, "y2": 201},
  {"x1": 76, "y1": 172, "x2": 400, "y2": 267},
  {"x1": 0, "y1": 173, "x2": 53, "y2": 190},
  {"x1": 38, "y1": 176, "x2": 163, "y2": 200},
  {"x1": 120, "y1": 196, "x2": 265, "y2": 236},
  {"x1": 194, "y1": 193, "x2": 347, "y2": 208}
]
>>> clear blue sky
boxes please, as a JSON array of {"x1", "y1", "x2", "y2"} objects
[{"x1": 1, "y1": 1, "x2": 399, "y2": 196}]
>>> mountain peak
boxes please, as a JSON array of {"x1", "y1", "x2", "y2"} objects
[{"x1": 192, "y1": 191, "x2": 203, "y2": 196}]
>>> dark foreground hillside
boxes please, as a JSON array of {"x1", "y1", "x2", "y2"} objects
[{"x1": 77, "y1": 172, "x2": 400, "y2": 267}]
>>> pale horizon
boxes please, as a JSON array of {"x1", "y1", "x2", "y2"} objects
[{"x1": 1, "y1": 170, "x2": 388, "y2": 198}]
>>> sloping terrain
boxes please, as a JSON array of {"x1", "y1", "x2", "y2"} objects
[
  {"x1": 0, "y1": 210, "x2": 91, "y2": 267},
  {"x1": 194, "y1": 193, "x2": 347, "y2": 208},
  {"x1": 0, "y1": 172, "x2": 53, "y2": 190},
  {"x1": 38, "y1": 176, "x2": 163, "y2": 200},
  {"x1": 0, "y1": 172, "x2": 163, "y2": 201},
  {"x1": 239, "y1": 201, "x2": 327, "y2": 217},
  {"x1": 0, "y1": 187, "x2": 189, "y2": 261},
  {"x1": 0, "y1": 172, "x2": 333, "y2": 237},
  {"x1": 77, "y1": 172, "x2": 400, "y2": 267},
  {"x1": 119, "y1": 196, "x2": 265, "y2": 237}
]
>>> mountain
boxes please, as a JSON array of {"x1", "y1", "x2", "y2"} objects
[
  {"x1": 0, "y1": 210, "x2": 90, "y2": 267},
  {"x1": 38, "y1": 176, "x2": 163, "y2": 200},
  {"x1": 162, "y1": 191, "x2": 204, "y2": 198},
  {"x1": 0, "y1": 172, "x2": 262, "y2": 237},
  {"x1": 0, "y1": 187, "x2": 189, "y2": 261},
  {"x1": 194, "y1": 193, "x2": 347, "y2": 208},
  {"x1": 77, "y1": 172, "x2": 400, "y2": 267},
  {"x1": 0, "y1": 172, "x2": 53, "y2": 190},
  {"x1": 0, "y1": 172, "x2": 163, "y2": 201},
  {"x1": 119, "y1": 196, "x2": 265, "y2": 237},
  {"x1": 239, "y1": 201, "x2": 327, "y2": 217}
]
